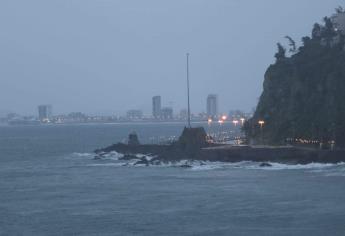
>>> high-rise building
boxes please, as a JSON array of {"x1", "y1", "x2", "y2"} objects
[
  {"x1": 161, "y1": 107, "x2": 173, "y2": 120},
  {"x1": 152, "y1": 96, "x2": 161, "y2": 119},
  {"x1": 207, "y1": 94, "x2": 218, "y2": 118},
  {"x1": 38, "y1": 105, "x2": 52, "y2": 122}
]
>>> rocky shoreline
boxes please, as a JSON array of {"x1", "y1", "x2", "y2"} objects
[{"x1": 94, "y1": 127, "x2": 345, "y2": 167}]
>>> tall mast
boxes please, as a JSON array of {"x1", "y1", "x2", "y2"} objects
[{"x1": 187, "y1": 53, "x2": 191, "y2": 128}]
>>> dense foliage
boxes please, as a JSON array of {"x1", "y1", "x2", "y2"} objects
[{"x1": 244, "y1": 13, "x2": 345, "y2": 147}]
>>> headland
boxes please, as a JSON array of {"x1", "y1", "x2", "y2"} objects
[{"x1": 94, "y1": 127, "x2": 345, "y2": 167}]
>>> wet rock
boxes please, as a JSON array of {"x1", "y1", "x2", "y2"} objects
[
  {"x1": 150, "y1": 159, "x2": 162, "y2": 165},
  {"x1": 179, "y1": 164, "x2": 193, "y2": 168},
  {"x1": 134, "y1": 157, "x2": 150, "y2": 166},
  {"x1": 93, "y1": 152, "x2": 107, "y2": 160},
  {"x1": 260, "y1": 162, "x2": 272, "y2": 167},
  {"x1": 93, "y1": 155, "x2": 102, "y2": 160},
  {"x1": 120, "y1": 154, "x2": 138, "y2": 161}
]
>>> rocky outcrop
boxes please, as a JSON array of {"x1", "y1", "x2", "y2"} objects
[
  {"x1": 95, "y1": 127, "x2": 212, "y2": 161},
  {"x1": 95, "y1": 128, "x2": 345, "y2": 165},
  {"x1": 244, "y1": 10, "x2": 345, "y2": 147}
]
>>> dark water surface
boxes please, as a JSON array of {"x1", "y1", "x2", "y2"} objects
[{"x1": 1, "y1": 123, "x2": 345, "y2": 236}]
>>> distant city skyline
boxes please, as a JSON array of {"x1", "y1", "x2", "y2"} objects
[
  {"x1": 1, "y1": 93, "x2": 243, "y2": 117},
  {"x1": 1, "y1": 1, "x2": 344, "y2": 116}
]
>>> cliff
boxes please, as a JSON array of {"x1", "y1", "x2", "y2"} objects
[{"x1": 244, "y1": 10, "x2": 345, "y2": 147}]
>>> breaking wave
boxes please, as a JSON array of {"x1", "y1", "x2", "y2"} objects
[
  {"x1": 246, "y1": 162, "x2": 345, "y2": 170},
  {"x1": 86, "y1": 163, "x2": 124, "y2": 167},
  {"x1": 96, "y1": 151, "x2": 124, "y2": 160},
  {"x1": 72, "y1": 152, "x2": 93, "y2": 157},
  {"x1": 74, "y1": 151, "x2": 345, "y2": 175}
]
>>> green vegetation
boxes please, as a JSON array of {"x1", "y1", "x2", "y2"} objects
[{"x1": 244, "y1": 9, "x2": 345, "y2": 147}]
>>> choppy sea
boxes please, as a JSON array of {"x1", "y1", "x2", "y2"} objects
[{"x1": 1, "y1": 123, "x2": 345, "y2": 236}]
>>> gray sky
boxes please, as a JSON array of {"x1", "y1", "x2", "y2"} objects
[{"x1": 0, "y1": 0, "x2": 343, "y2": 116}]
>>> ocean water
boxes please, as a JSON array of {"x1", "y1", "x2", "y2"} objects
[{"x1": 1, "y1": 123, "x2": 345, "y2": 236}]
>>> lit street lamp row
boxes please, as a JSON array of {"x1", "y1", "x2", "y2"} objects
[
  {"x1": 207, "y1": 117, "x2": 266, "y2": 128},
  {"x1": 207, "y1": 116, "x2": 248, "y2": 126}
]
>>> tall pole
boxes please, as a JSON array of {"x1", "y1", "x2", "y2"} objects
[{"x1": 187, "y1": 53, "x2": 191, "y2": 128}]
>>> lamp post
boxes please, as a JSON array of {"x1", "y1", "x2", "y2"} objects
[
  {"x1": 258, "y1": 120, "x2": 265, "y2": 145},
  {"x1": 207, "y1": 118, "x2": 212, "y2": 139},
  {"x1": 233, "y1": 120, "x2": 239, "y2": 127},
  {"x1": 258, "y1": 120, "x2": 265, "y2": 129},
  {"x1": 217, "y1": 119, "x2": 224, "y2": 143},
  {"x1": 240, "y1": 118, "x2": 245, "y2": 126}
]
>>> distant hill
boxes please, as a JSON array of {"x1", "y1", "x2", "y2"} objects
[{"x1": 244, "y1": 7, "x2": 345, "y2": 147}]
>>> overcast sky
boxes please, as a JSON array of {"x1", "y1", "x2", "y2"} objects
[{"x1": 0, "y1": 0, "x2": 343, "y2": 116}]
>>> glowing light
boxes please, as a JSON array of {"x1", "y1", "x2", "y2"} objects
[
  {"x1": 232, "y1": 120, "x2": 239, "y2": 126},
  {"x1": 240, "y1": 118, "x2": 245, "y2": 125},
  {"x1": 258, "y1": 120, "x2": 265, "y2": 128},
  {"x1": 218, "y1": 120, "x2": 224, "y2": 124},
  {"x1": 221, "y1": 115, "x2": 227, "y2": 120},
  {"x1": 207, "y1": 118, "x2": 212, "y2": 124}
]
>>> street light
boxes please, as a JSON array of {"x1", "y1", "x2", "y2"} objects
[
  {"x1": 240, "y1": 118, "x2": 245, "y2": 125},
  {"x1": 207, "y1": 118, "x2": 212, "y2": 125},
  {"x1": 258, "y1": 120, "x2": 265, "y2": 129},
  {"x1": 233, "y1": 120, "x2": 239, "y2": 126},
  {"x1": 221, "y1": 115, "x2": 227, "y2": 121},
  {"x1": 217, "y1": 119, "x2": 224, "y2": 143},
  {"x1": 258, "y1": 120, "x2": 265, "y2": 145}
]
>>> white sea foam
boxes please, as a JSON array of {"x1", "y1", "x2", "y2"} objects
[
  {"x1": 85, "y1": 159, "x2": 345, "y2": 177},
  {"x1": 188, "y1": 161, "x2": 254, "y2": 171},
  {"x1": 64, "y1": 152, "x2": 94, "y2": 160},
  {"x1": 247, "y1": 162, "x2": 344, "y2": 171},
  {"x1": 136, "y1": 154, "x2": 156, "y2": 161},
  {"x1": 103, "y1": 151, "x2": 124, "y2": 160},
  {"x1": 86, "y1": 163, "x2": 124, "y2": 167},
  {"x1": 88, "y1": 150, "x2": 345, "y2": 174},
  {"x1": 190, "y1": 164, "x2": 225, "y2": 171},
  {"x1": 169, "y1": 160, "x2": 345, "y2": 171},
  {"x1": 72, "y1": 152, "x2": 93, "y2": 157}
]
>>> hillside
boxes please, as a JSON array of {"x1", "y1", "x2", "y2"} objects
[{"x1": 244, "y1": 8, "x2": 345, "y2": 147}]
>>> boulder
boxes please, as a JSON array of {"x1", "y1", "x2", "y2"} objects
[
  {"x1": 120, "y1": 154, "x2": 138, "y2": 160},
  {"x1": 134, "y1": 157, "x2": 150, "y2": 166},
  {"x1": 260, "y1": 162, "x2": 273, "y2": 167}
]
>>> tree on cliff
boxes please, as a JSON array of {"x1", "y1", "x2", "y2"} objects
[
  {"x1": 336, "y1": 6, "x2": 344, "y2": 14},
  {"x1": 285, "y1": 36, "x2": 297, "y2": 53},
  {"x1": 312, "y1": 23, "x2": 322, "y2": 39},
  {"x1": 244, "y1": 8, "x2": 345, "y2": 147},
  {"x1": 274, "y1": 43, "x2": 286, "y2": 61}
]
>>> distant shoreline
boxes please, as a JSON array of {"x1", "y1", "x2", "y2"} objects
[{"x1": 1, "y1": 120, "x2": 235, "y2": 127}]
